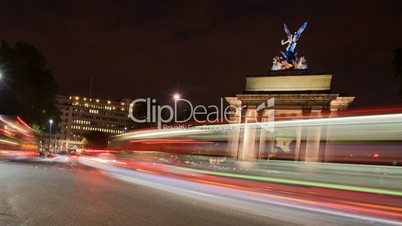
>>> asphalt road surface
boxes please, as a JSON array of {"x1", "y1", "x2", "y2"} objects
[
  {"x1": 0, "y1": 160, "x2": 399, "y2": 226},
  {"x1": 0, "y1": 160, "x2": 292, "y2": 226}
]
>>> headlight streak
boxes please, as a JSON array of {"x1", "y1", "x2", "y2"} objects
[
  {"x1": 79, "y1": 158, "x2": 402, "y2": 225},
  {"x1": 116, "y1": 113, "x2": 402, "y2": 141},
  {"x1": 119, "y1": 128, "x2": 210, "y2": 140},
  {"x1": 0, "y1": 139, "x2": 19, "y2": 145},
  {"x1": 177, "y1": 167, "x2": 402, "y2": 197},
  {"x1": 81, "y1": 111, "x2": 402, "y2": 224},
  {"x1": 190, "y1": 179, "x2": 402, "y2": 219}
]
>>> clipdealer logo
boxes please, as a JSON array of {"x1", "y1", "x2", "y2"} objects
[{"x1": 128, "y1": 97, "x2": 275, "y2": 131}]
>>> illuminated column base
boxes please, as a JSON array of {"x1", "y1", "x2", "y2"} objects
[
  {"x1": 239, "y1": 109, "x2": 258, "y2": 160},
  {"x1": 258, "y1": 109, "x2": 274, "y2": 159},
  {"x1": 304, "y1": 126, "x2": 322, "y2": 162},
  {"x1": 294, "y1": 126, "x2": 302, "y2": 161},
  {"x1": 227, "y1": 111, "x2": 242, "y2": 158}
]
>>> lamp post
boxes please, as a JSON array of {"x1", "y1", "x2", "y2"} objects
[
  {"x1": 173, "y1": 93, "x2": 181, "y2": 121},
  {"x1": 49, "y1": 119, "x2": 53, "y2": 134},
  {"x1": 48, "y1": 119, "x2": 53, "y2": 153}
]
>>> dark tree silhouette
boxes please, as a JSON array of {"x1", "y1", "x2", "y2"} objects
[
  {"x1": 83, "y1": 131, "x2": 109, "y2": 148},
  {"x1": 392, "y1": 48, "x2": 402, "y2": 95},
  {"x1": 0, "y1": 40, "x2": 59, "y2": 129}
]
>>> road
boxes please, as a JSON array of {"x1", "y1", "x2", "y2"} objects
[{"x1": 0, "y1": 159, "x2": 400, "y2": 226}]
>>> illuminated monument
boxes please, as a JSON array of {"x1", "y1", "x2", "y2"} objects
[
  {"x1": 226, "y1": 22, "x2": 355, "y2": 161},
  {"x1": 272, "y1": 22, "x2": 308, "y2": 70}
]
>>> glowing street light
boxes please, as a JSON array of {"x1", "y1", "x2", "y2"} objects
[
  {"x1": 49, "y1": 119, "x2": 54, "y2": 134},
  {"x1": 173, "y1": 93, "x2": 183, "y2": 121},
  {"x1": 173, "y1": 93, "x2": 181, "y2": 100},
  {"x1": 48, "y1": 119, "x2": 54, "y2": 153}
]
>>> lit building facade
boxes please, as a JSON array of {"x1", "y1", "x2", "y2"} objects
[{"x1": 43, "y1": 95, "x2": 134, "y2": 150}]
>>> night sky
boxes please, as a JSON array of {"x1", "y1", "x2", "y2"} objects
[{"x1": 0, "y1": 0, "x2": 401, "y2": 108}]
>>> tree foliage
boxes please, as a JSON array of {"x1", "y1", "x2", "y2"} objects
[
  {"x1": 392, "y1": 48, "x2": 402, "y2": 95},
  {"x1": 0, "y1": 40, "x2": 59, "y2": 128},
  {"x1": 83, "y1": 131, "x2": 109, "y2": 148}
]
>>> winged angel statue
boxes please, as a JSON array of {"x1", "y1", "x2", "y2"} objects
[{"x1": 271, "y1": 22, "x2": 308, "y2": 71}]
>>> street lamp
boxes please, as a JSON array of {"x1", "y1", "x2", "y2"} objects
[
  {"x1": 48, "y1": 119, "x2": 53, "y2": 153},
  {"x1": 49, "y1": 119, "x2": 54, "y2": 134},
  {"x1": 173, "y1": 93, "x2": 181, "y2": 101},
  {"x1": 173, "y1": 93, "x2": 182, "y2": 121}
]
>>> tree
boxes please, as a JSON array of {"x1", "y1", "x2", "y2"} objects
[
  {"x1": 31, "y1": 123, "x2": 42, "y2": 134},
  {"x1": 392, "y1": 48, "x2": 402, "y2": 95},
  {"x1": 0, "y1": 40, "x2": 60, "y2": 129},
  {"x1": 81, "y1": 137, "x2": 88, "y2": 147},
  {"x1": 83, "y1": 131, "x2": 109, "y2": 149}
]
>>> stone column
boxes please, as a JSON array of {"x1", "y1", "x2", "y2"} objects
[
  {"x1": 225, "y1": 97, "x2": 243, "y2": 158},
  {"x1": 239, "y1": 109, "x2": 258, "y2": 160},
  {"x1": 304, "y1": 111, "x2": 323, "y2": 162},
  {"x1": 227, "y1": 106, "x2": 242, "y2": 158},
  {"x1": 304, "y1": 126, "x2": 322, "y2": 162},
  {"x1": 323, "y1": 110, "x2": 339, "y2": 162},
  {"x1": 257, "y1": 110, "x2": 267, "y2": 159},
  {"x1": 294, "y1": 126, "x2": 302, "y2": 161}
]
